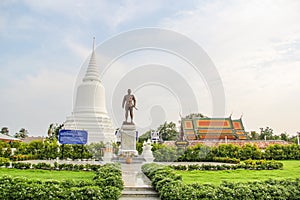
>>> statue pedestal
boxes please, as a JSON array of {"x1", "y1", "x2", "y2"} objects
[{"x1": 119, "y1": 123, "x2": 138, "y2": 156}]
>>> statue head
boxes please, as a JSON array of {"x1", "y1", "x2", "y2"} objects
[{"x1": 127, "y1": 89, "x2": 132, "y2": 94}]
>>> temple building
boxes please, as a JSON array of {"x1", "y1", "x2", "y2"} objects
[
  {"x1": 0, "y1": 133, "x2": 21, "y2": 142},
  {"x1": 182, "y1": 116, "x2": 248, "y2": 140},
  {"x1": 64, "y1": 39, "x2": 116, "y2": 144}
]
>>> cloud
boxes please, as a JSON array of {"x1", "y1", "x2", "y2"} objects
[
  {"x1": 160, "y1": 0, "x2": 300, "y2": 134},
  {"x1": 0, "y1": 14, "x2": 5, "y2": 31},
  {"x1": 1, "y1": 0, "x2": 299, "y2": 136},
  {"x1": 0, "y1": 69, "x2": 76, "y2": 136},
  {"x1": 22, "y1": 0, "x2": 164, "y2": 30},
  {"x1": 161, "y1": 0, "x2": 300, "y2": 63},
  {"x1": 64, "y1": 38, "x2": 91, "y2": 60}
]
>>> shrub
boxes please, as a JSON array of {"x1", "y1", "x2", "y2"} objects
[
  {"x1": 170, "y1": 160, "x2": 283, "y2": 171},
  {"x1": 243, "y1": 159, "x2": 283, "y2": 170},
  {"x1": 32, "y1": 162, "x2": 51, "y2": 170},
  {"x1": 101, "y1": 186, "x2": 121, "y2": 200},
  {"x1": 70, "y1": 186, "x2": 103, "y2": 199},
  {"x1": 0, "y1": 157, "x2": 10, "y2": 167},
  {"x1": 167, "y1": 143, "x2": 300, "y2": 162},
  {"x1": 177, "y1": 144, "x2": 212, "y2": 162},
  {"x1": 238, "y1": 143, "x2": 262, "y2": 160},
  {"x1": 11, "y1": 162, "x2": 31, "y2": 169},
  {"x1": 93, "y1": 163, "x2": 124, "y2": 191},
  {"x1": 0, "y1": 163, "x2": 123, "y2": 199},
  {"x1": 211, "y1": 144, "x2": 240, "y2": 159},
  {"x1": 212, "y1": 157, "x2": 240, "y2": 164},
  {"x1": 171, "y1": 165, "x2": 187, "y2": 171},
  {"x1": 142, "y1": 163, "x2": 297, "y2": 200},
  {"x1": 152, "y1": 144, "x2": 182, "y2": 162}
]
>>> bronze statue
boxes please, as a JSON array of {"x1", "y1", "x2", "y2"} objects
[{"x1": 122, "y1": 89, "x2": 136, "y2": 124}]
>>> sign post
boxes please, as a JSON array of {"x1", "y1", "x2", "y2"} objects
[
  {"x1": 58, "y1": 130, "x2": 88, "y2": 145},
  {"x1": 58, "y1": 130, "x2": 88, "y2": 160}
]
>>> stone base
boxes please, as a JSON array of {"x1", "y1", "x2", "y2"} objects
[
  {"x1": 123, "y1": 121, "x2": 135, "y2": 125},
  {"x1": 118, "y1": 150, "x2": 138, "y2": 157},
  {"x1": 102, "y1": 151, "x2": 113, "y2": 162},
  {"x1": 119, "y1": 124, "x2": 137, "y2": 156},
  {"x1": 112, "y1": 156, "x2": 146, "y2": 164}
]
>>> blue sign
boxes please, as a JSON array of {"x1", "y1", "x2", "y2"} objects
[{"x1": 58, "y1": 130, "x2": 88, "y2": 144}]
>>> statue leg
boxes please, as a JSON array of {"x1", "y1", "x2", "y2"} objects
[
  {"x1": 125, "y1": 107, "x2": 129, "y2": 122},
  {"x1": 130, "y1": 107, "x2": 133, "y2": 123}
]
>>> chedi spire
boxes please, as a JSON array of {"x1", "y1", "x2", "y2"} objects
[{"x1": 83, "y1": 37, "x2": 101, "y2": 82}]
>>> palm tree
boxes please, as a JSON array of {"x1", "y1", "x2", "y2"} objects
[
  {"x1": 0, "y1": 127, "x2": 9, "y2": 135},
  {"x1": 14, "y1": 128, "x2": 29, "y2": 139}
]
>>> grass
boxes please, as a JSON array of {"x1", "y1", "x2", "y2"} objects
[
  {"x1": 176, "y1": 160, "x2": 300, "y2": 185},
  {"x1": 0, "y1": 168, "x2": 95, "y2": 181}
]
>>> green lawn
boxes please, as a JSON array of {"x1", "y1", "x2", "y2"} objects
[
  {"x1": 176, "y1": 160, "x2": 300, "y2": 185},
  {"x1": 0, "y1": 168, "x2": 95, "y2": 181}
]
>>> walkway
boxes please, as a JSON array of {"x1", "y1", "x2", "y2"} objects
[{"x1": 120, "y1": 163, "x2": 160, "y2": 200}]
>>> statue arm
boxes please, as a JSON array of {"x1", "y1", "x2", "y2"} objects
[
  {"x1": 133, "y1": 95, "x2": 136, "y2": 107},
  {"x1": 122, "y1": 96, "x2": 126, "y2": 108}
]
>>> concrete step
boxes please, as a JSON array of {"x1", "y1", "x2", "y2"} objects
[
  {"x1": 121, "y1": 186, "x2": 160, "y2": 199},
  {"x1": 120, "y1": 197, "x2": 160, "y2": 200},
  {"x1": 122, "y1": 190, "x2": 159, "y2": 197},
  {"x1": 123, "y1": 186, "x2": 155, "y2": 191}
]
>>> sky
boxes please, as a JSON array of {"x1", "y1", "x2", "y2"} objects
[{"x1": 0, "y1": 0, "x2": 299, "y2": 137}]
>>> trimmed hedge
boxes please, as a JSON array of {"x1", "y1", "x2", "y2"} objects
[
  {"x1": 211, "y1": 157, "x2": 240, "y2": 164},
  {"x1": 142, "y1": 163, "x2": 299, "y2": 200},
  {"x1": 0, "y1": 163, "x2": 123, "y2": 200},
  {"x1": 153, "y1": 143, "x2": 300, "y2": 162},
  {"x1": 2, "y1": 161, "x2": 104, "y2": 171},
  {"x1": 170, "y1": 159, "x2": 283, "y2": 171},
  {"x1": 11, "y1": 162, "x2": 31, "y2": 169}
]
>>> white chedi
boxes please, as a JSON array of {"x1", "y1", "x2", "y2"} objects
[
  {"x1": 142, "y1": 139, "x2": 154, "y2": 162},
  {"x1": 64, "y1": 38, "x2": 116, "y2": 144}
]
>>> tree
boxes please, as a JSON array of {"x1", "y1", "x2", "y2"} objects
[
  {"x1": 0, "y1": 127, "x2": 9, "y2": 135},
  {"x1": 185, "y1": 113, "x2": 206, "y2": 119},
  {"x1": 289, "y1": 135, "x2": 299, "y2": 144},
  {"x1": 27, "y1": 140, "x2": 44, "y2": 157},
  {"x1": 47, "y1": 123, "x2": 64, "y2": 141},
  {"x1": 14, "y1": 128, "x2": 29, "y2": 139},
  {"x1": 43, "y1": 139, "x2": 59, "y2": 159},
  {"x1": 249, "y1": 131, "x2": 259, "y2": 140},
  {"x1": 158, "y1": 121, "x2": 179, "y2": 141},
  {"x1": 259, "y1": 127, "x2": 274, "y2": 140},
  {"x1": 0, "y1": 141, "x2": 10, "y2": 157},
  {"x1": 138, "y1": 129, "x2": 153, "y2": 143},
  {"x1": 280, "y1": 132, "x2": 289, "y2": 141},
  {"x1": 139, "y1": 121, "x2": 179, "y2": 142},
  {"x1": 86, "y1": 142, "x2": 106, "y2": 160}
]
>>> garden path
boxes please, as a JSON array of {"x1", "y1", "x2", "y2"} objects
[{"x1": 120, "y1": 163, "x2": 160, "y2": 200}]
